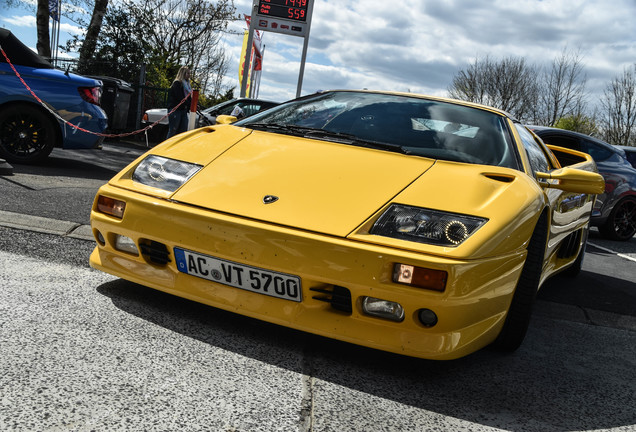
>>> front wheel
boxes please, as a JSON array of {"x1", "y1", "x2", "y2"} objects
[
  {"x1": 598, "y1": 198, "x2": 636, "y2": 241},
  {"x1": 492, "y1": 213, "x2": 548, "y2": 352},
  {"x1": 0, "y1": 104, "x2": 57, "y2": 164}
]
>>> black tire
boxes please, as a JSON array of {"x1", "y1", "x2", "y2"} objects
[
  {"x1": 492, "y1": 213, "x2": 548, "y2": 352},
  {"x1": 598, "y1": 197, "x2": 636, "y2": 241},
  {"x1": 0, "y1": 104, "x2": 57, "y2": 164}
]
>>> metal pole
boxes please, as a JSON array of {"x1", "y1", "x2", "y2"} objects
[
  {"x1": 136, "y1": 64, "x2": 146, "y2": 130},
  {"x1": 296, "y1": 36, "x2": 309, "y2": 98},
  {"x1": 295, "y1": 1, "x2": 314, "y2": 98}
]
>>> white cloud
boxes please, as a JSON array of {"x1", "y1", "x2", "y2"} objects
[
  {"x1": 5, "y1": 0, "x2": 635, "y2": 109},
  {"x1": 1, "y1": 14, "x2": 82, "y2": 35},
  {"x1": 237, "y1": 0, "x2": 636, "y2": 107},
  {"x1": 59, "y1": 22, "x2": 83, "y2": 36},
  {"x1": 1, "y1": 15, "x2": 36, "y2": 28}
]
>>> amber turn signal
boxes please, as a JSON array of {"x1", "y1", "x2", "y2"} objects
[
  {"x1": 393, "y1": 263, "x2": 447, "y2": 292},
  {"x1": 96, "y1": 195, "x2": 126, "y2": 219}
]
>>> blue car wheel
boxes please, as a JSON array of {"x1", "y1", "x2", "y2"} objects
[{"x1": 0, "y1": 104, "x2": 57, "y2": 164}]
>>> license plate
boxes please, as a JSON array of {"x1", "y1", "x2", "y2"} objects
[{"x1": 174, "y1": 247, "x2": 302, "y2": 302}]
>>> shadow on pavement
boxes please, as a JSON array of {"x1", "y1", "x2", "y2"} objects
[
  {"x1": 97, "y1": 278, "x2": 636, "y2": 431},
  {"x1": 5, "y1": 142, "x2": 146, "y2": 181}
]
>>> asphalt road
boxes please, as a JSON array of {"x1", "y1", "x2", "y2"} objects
[
  {"x1": 0, "y1": 142, "x2": 635, "y2": 431},
  {"x1": 1, "y1": 238, "x2": 635, "y2": 431}
]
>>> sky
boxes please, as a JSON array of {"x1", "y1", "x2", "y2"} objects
[{"x1": 2, "y1": 0, "x2": 636, "y2": 109}]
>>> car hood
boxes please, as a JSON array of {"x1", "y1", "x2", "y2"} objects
[{"x1": 169, "y1": 129, "x2": 436, "y2": 237}]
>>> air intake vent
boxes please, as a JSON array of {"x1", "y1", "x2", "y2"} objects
[
  {"x1": 482, "y1": 173, "x2": 515, "y2": 183},
  {"x1": 557, "y1": 229, "x2": 582, "y2": 259},
  {"x1": 139, "y1": 239, "x2": 171, "y2": 265},
  {"x1": 310, "y1": 285, "x2": 352, "y2": 314}
]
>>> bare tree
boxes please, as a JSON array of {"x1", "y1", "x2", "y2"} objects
[
  {"x1": 77, "y1": 0, "x2": 109, "y2": 73},
  {"x1": 534, "y1": 49, "x2": 588, "y2": 126},
  {"x1": 448, "y1": 55, "x2": 539, "y2": 121},
  {"x1": 601, "y1": 64, "x2": 636, "y2": 146},
  {"x1": 126, "y1": 0, "x2": 235, "y2": 88}
]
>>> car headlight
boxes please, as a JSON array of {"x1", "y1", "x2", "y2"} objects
[
  {"x1": 132, "y1": 155, "x2": 202, "y2": 192},
  {"x1": 370, "y1": 204, "x2": 487, "y2": 246}
]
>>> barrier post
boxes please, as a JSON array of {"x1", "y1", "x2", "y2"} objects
[{"x1": 188, "y1": 90, "x2": 199, "y2": 131}]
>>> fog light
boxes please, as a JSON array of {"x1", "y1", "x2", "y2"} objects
[
  {"x1": 114, "y1": 234, "x2": 139, "y2": 255},
  {"x1": 361, "y1": 297, "x2": 405, "y2": 322},
  {"x1": 95, "y1": 229, "x2": 105, "y2": 245},
  {"x1": 97, "y1": 195, "x2": 126, "y2": 219},
  {"x1": 393, "y1": 263, "x2": 447, "y2": 292},
  {"x1": 418, "y1": 309, "x2": 438, "y2": 327}
]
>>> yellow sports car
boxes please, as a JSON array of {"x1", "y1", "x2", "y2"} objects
[{"x1": 89, "y1": 90, "x2": 604, "y2": 360}]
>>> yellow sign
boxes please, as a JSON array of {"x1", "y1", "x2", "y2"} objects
[{"x1": 238, "y1": 31, "x2": 253, "y2": 95}]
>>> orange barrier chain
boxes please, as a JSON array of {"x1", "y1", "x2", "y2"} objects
[{"x1": 0, "y1": 45, "x2": 192, "y2": 138}]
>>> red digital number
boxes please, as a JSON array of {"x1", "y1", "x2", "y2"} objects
[{"x1": 285, "y1": 0, "x2": 307, "y2": 8}]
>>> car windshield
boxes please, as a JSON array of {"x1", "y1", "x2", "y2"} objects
[{"x1": 236, "y1": 91, "x2": 516, "y2": 168}]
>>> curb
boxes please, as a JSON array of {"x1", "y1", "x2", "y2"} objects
[{"x1": 0, "y1": 209, "x2": 93, "y2": 241}]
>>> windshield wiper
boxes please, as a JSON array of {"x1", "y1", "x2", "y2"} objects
[
  {"x1": 245, "y1": 123, "x2": 296, "y2": 133},
  {"x1": 246, "y1": 123, "x2": 410, "y2": 154},
  {"x1": 306, "y1": 129, "x2": 410, "y2": 154}
]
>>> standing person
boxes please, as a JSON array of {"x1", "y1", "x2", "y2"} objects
[{"x1": 166, "y1": 66, "x2": 192, "y2": 138}]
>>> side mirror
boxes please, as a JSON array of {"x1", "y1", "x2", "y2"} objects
[
  {"x1": 215, "y1": 115, "x2": 238, "y2": 125},
  {"x1": 536, "y1": 167, "x2": 605, "y2": 194}
]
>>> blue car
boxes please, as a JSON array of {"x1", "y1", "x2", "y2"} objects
[{"x1": 0, "y1": 29, "x2": 108, "y2": 164}]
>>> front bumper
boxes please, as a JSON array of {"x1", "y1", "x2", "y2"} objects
[{"x1": 89, "y1": 184, "x2": 527, "y2": 360}]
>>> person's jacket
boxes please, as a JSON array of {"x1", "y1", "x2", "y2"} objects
[{"x1": 167, "y1": 81, "x2": 191, "y2": 111}]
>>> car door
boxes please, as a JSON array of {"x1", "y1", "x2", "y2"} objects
[{"x1": 515, "y1": 125, "x2": 594, "y2": 267}]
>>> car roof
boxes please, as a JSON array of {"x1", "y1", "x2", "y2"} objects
[
  {"x1": 528, "y1": 125, "x2": 615, "y2": 148},
  {"x1": 529, "y1": 126, "x2": 635, "y2": 161},
  {"x1": 618, "y1": 145, "x2": 636, "y2": 152},
  {"x1": 0, "y1": 29, "x2": 53, "y2": 69}
]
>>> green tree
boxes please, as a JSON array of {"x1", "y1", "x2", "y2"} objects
[
  {"x1": 84, "y1": 6, "x2": 147, "y2": 82},
  {"x1": 68, "y1": 0, "x2": 236, "y2": 100},
  {"x1": 554, "y1": 114, "x2": 599, "y2": 136}
]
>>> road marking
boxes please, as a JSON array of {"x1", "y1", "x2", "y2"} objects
[{"x1": 588, "y1": 241, "x2": 636, "y2": 263}]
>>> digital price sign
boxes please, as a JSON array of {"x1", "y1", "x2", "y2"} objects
[
  {"x1": 257, "y1": 0, "x2": 308, "y2": 22},
  {"x1": 244, "y1": 0, "x2": 313, "y2": 98}
]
